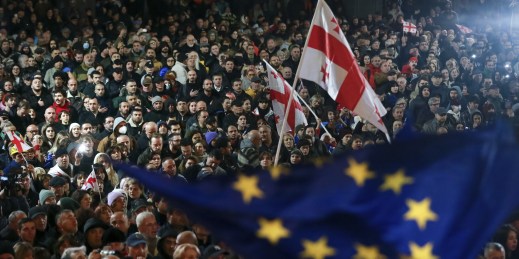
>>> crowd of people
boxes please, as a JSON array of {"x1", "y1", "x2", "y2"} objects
[{"x1": 0, "y1": 0, "x2": 518, "y2": 258}]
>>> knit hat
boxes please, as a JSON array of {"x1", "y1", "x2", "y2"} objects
[
  {"x1": 113, "y1": 117, "x2": 126, "y2": 131},
  {"x1": 69, "y1": 123, "x2": 80, "y2": 132},
  {"x1": 205, "y1": 132, "x2": 218, "y2": 145},
  {"x1": 49, "y1": 176, "x2": 67, "y2": 187},
  {"x1": 84, "y1": 218, "x2": 108, "y2": 233},
  {"x1": 28, "y1": 206, "x2": 47, "y2": 219},
  {"x1": 58, "y1": 197, "x2": 80, "y2": 211},
  {"x1": 102, "y1": 227, "x2": 126, "y2": 246},
  {"x1": 151, "y1": 96, "x2": 163, "y2": 104},
  {"x1": 107, "y1": 189, "x2": 125, "y2": 206},
  {"x1": 39, "y1": 189, "x2": 56, "y2": 205}
]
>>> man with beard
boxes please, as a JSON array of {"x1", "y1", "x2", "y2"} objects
[
  {"x1": 127, "y1": 106, "x2": 144, "y2": 137},
  {"x1": 24, "y1": 76, "x2": 53, "y2": 119},
  {"x1": 66, "y1": 78, "x2": 85, "y2": 112},
  {"x1": 51, "y1": 89, "x2": 78, "y2": 124},
  {"x1": 73, "y1": 52, "x2": 95, "y2": 82}
]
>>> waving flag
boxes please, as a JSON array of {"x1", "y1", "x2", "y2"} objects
[
  {"x1": 6, "y1": 130, "x2": 32, "y2": 153},
  {"x1": 456, "y1": 24, "x2": 473, "y2": 34},
  {"x1": 298, "y1": 0, "x2": 389, "y2": 138},
  {"x1": 403, "y1": 21, "x2": 417, "y2": 33},
  {"x1": 265, "y1": 61, "x2": 307, "y2": 136},
  {"x1": 119, "y1": 122, "x2": 519, "y2": 259},
  {"x1": 82, "y1": 171, "x2": 100, "y2": 192}
]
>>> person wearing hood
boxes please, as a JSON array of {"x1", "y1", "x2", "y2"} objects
[
  {"x1": 156, "y1": 228, "x2": 179, "y2": 259},
  {"x1": 98, "y1": 117, "x2": 128, "y2": 153}
]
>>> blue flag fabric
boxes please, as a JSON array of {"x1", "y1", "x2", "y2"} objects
[{"x1": 119, "y1": 122, "x2": 519, "y2": 259}]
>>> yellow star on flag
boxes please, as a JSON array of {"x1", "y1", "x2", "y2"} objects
[
  {"x1": 256, "y1": 218, "x2": 290, "y2": 245},
  {"x1": 312, "y1": 157, "x2": 329, "y2": 168},
  {"x1": 233, "y1": 175, "x2": 264, "y2": 204},
  {"x1": 380, "y1": 169, "x2": 413, "y2": 194},
  {"x1": 353, "y1": 243, "x2": 386, "y2": 259},
  {"x1": 344, "y1": 158, "x2": 375, "y2": 186},
  {"x1": 269, "y1": 165, "x2": 289, "y2": 180},
  {"x1": 408, "y1": 242, "x2": 438, "y2": 259},
  {"x1": 404, "y1": 198, "x2": 438, "y2": 230},
  {"x1": 300, "y1": 236, "x2": 336, "y2": 259}
]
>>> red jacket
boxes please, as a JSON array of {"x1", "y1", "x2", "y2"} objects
[{"x1": 51, "y1": 99, "x2": 71, "y2": 122}]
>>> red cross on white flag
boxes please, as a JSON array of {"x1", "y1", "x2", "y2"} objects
[
  {"x1": 265, "y1": 62, "x2": 307, "y2": 137},
  {"x1": 82, "y1": 171, "x2": 100, "y2": 192},
  {"x1": 298, "y1": 0, "x2": 389, "y2": 138},
  {"x1": 403, "y1": 21, "x2": 417, "y2": 34},
  {"x1": 5, "y1": 130, "x2": 32, "y2": 154}
]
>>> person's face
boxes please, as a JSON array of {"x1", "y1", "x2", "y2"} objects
[
  {"x1": 232, "y1": 81, "x2": 242, "y2": 91},
  {"x1": 290, "y1": 154, "x2": 301, "y2": 164},
  {"x1": 352, "y1": 139, "x2": 363, "y2": 150},
  {"x1": 139, "y1": 216, "x2": 158, "y2": 239},
  {"x1": 300, "y1": 145, "x2": 310, "y2": 155},
  {"x1": 86, "y1": 227, "x2": 104, "y2": 248},
  {"x1": 485, "y1": 249, "x2": 505, "y2": 259},
  {"x1": 508, "y1": 231, "x2": 518, "y2": 252},
  {"x1": 81, "y1": 124, "x2": 93, "y2": 135},
  {"x1": 212, "y1": 76, "x2": 222, "y2": 86},
  {"x1": 110, "y1": 213, "x2": 129, "y2": 233},
  {"x1": 237, "y1": 115, "x2": 247, "y2": 126},
  {"x1": 283, "y1": 135, "x2": 294, "y2": 148},
  {"x1": 18, "y1": 221, "x2": 36, "y2": 242},
  {"x1": 150, "y1": 137, "x2": 163, "y2": 152},
  {"x1": 33, "y1": 214, "x2": 47, "y2": 231},
  {"x1": 45, "y1": 108, "x2": 56, "y2": 122},
  {"x1": 128, "y1": 243, "x2": 147, "y2": 258},
  {"x1": 45, "y1": 127, "x2": 55, "y2": 139},
  {"x1": 132, "y1": 111, "x2": 143, "y2": 123},
  {"x1": 59, "y1": 211, "x2": 78, "y2": 234},
  {"x1": 89, "y1": 99, "x2": 99, "y2": 112},
  {"x1": 128, "y1": 184, "x2": 142, "y2": 199}
]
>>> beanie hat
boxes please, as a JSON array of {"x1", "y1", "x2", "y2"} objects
[
  {"x1": 205, "y1": 132, "x2": 218, "y2": 145},
  {"x1": 58, "y1": 197, "x2": 80, "y2": 211},
  {"x1": 83, "y1": 218, "x2": 108, "y2": 233},
  {"x1": 69, "y1": 123, "x2": 80, "y2": 132},
  {"x1": 113, "y1": 117, "x2": 126, "y2": 131},
  {"x1": 39, "y1": 189, "x2": 56, "y2": 205},
  {"x1": 107, "y1": 189, "x2": 125, "y2": 206},
  {"x1": 102, "y1": 227, "x2": 126, "y2": 246}
]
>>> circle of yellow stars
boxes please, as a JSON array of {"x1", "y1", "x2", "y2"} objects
[{"x1": 229, "y1": 157, "x2": 439, "y2": 259}]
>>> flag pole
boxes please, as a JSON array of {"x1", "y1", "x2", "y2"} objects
[
  {"x1": 295, "y1": 82, "x2": 332, "y2": 137},
  {"x1": 273, "y1": 0, "x2": 323, "y2": 166}
]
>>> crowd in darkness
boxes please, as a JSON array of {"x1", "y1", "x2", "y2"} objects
[{"x1": 0, "y1": 0, "x2": 518, "y2": 258}]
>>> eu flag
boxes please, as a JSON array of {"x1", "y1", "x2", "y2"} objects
[{"x1": 119, "y1": 122, "x2": 519, "y2": 259}]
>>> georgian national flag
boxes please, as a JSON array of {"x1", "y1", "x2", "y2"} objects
[
  {"x1": 6, "y1": 130, "x2": 32, "y2": 153},
  {"x1": 403, "y1": 21, "x2": 417, "y2": 33},
  {"x1": 265, "y1": 61, "x2": 307, "y2": 136},
  {"x1": 298, "y1": 0, "x2": 389, "y2": 138},
  {"x1": 82, "y1": 171, "x2": 100, "y2": 192},
  {"x1": 456, "y1": 24, "x2": 473, "y2": 34}
]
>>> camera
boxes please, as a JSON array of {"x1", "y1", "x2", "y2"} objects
[{"x1": 0, "y1": 172, "x2": 27, "y2": 197}]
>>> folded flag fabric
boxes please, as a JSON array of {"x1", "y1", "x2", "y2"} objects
[{"x1": 119, "y1": 121, "x2": 519, "y2": 259}]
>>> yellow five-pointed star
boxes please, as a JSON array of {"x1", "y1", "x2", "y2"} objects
[
  {"x1": 404, "y1": 198, "x2": 438, "y2": 230},
  {"x1": 256, "y1": 218, "x2": 290, "y2": 245},
  {"x1": 233, "y1": 175, "x2": 264, "y2": 203},
  {"x1": 353, "y1": 243, "x2": 386, "y2": 259},
  {"x1": 380, "y1": 169, "x2": 413, "y2": 194},
  {"x1": 344, "y1": 158, "x2": 375, "y2": 186},
  {"x1": 300, "y1": 236, "x2": 336, "y2": 259},
  {"x1": 408, "y1": 242, "x2": 438, "y2": 259},
  {"x1": 269, "y1": 165, "x2": 289, "y2": 180}
]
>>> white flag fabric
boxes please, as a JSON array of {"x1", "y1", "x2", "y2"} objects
[
  {"x1": 82, "y1": 171, "x2": 100, "y2": 192},
  {"x1": 403, "y1": 21, "x2": 417, "y2": 33},
  {"x1": 6, "y1": 130, "x2": 32, "y2": 153},
  {"x1": 298, "y1": 0, "x2": 389, "y2": 137},
  {"x1": 265, "y1": 62, "x2": 307, "y2": 136},
  {"x1": 456, "y1": 24, "x2": 473, "y2": 34}
]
